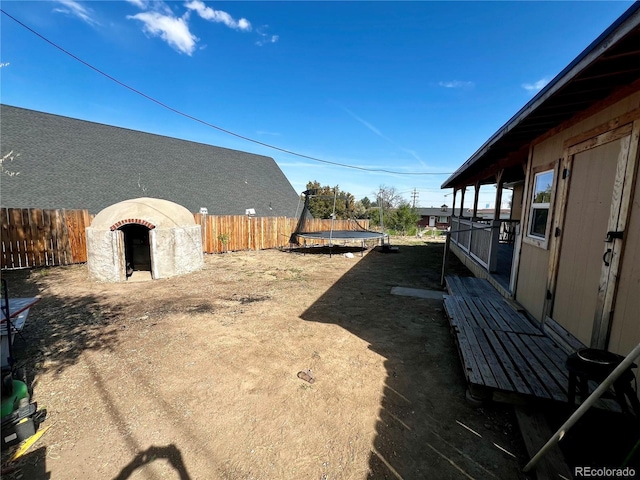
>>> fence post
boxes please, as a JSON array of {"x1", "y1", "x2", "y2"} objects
[{"x1": 202, "y1": 212, "x2": 207, "y2": 254}]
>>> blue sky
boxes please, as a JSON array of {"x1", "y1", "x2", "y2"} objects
[{"x1": 1, "y1": 1, "x2": 634, "y2": 209}]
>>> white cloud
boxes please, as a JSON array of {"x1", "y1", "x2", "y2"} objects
[
  {"x1": 127, "y1": 11, "x2": 198, "y2": 55},
  {"x1": 256, "y1": 34, "x2": 279, "y2": 47},
  {"x1": 438, "y1": 80, "x2": 474, "y2": 89},
  {"x1": 185, "y1": 0, "x2": 251, "y2": 31},
  {"x1": 401, "y1": 148, "x2": 427, "y2": 168},
  {"x1": 339, "y1": 105, "x2": 392, "y2": 142},
  {"x1": 522, "y1": 78, "x2": 549, "y2": 93},
  {"x1": 126, "y1": 0, "x2": 149, "y2": 8},
  {"x1": 255, "y1": 25, "x2": 279, "y2": 46},
  {"x1": 53, "y1": 0, "x2": 100, "y2": 26},
  {"x1": 335, "y1": 102, "x2": 426, "y2": 169},
  {"x1": 0, "y1": 62, "x2": 10, "y2": 68}
]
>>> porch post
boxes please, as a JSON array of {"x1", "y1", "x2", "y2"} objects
[
  {"x1": 459, "y1": 187, "x2": 467, "y2": 217},
  {"x1": 451, "y1": 188, "x2": 458, "y2": 217},
  {"x1": 472, "y1": 181, "x2": 480, "y2": 220},
  {"x1": 488, "y1": 170, "x2": 504, "y2": 273},
  {"x1": 493, "y1": 169, "x2": 504, "y2": 220}
]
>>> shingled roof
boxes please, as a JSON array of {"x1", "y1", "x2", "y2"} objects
[
  {"x1": 417, "y1": 206, "x2": 452, "y2": 217},
  {"x1": 0, "y1": 104, "x2": 301, "y2": 216}
]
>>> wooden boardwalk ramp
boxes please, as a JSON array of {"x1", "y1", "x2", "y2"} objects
[
  {"x1": 444, "y1": 276, "x2": 572, "y2": 403},
  {"x1": 444, "y1": 276, "x2": 574, "y2": 479}
]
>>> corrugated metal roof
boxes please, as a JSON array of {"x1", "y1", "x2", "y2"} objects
[{"x1": 442, "y1": 2, "x2": 640, "y2": 189}]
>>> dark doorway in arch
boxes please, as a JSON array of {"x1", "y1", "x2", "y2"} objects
[{"x1": 120, "y1": 224, "x2": 152, "y2": 277}]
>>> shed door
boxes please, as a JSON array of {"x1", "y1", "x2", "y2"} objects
[
  {"x1": 429, "y1": 216, "x2": 436, "y2": 227},
  {"x1": 551, "y1": 127, "x2": 637, "y2": 348}
]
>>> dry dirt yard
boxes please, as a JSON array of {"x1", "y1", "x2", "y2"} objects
[{"x1": 2, "y1": 237, "x2": 528, "y2": 479}]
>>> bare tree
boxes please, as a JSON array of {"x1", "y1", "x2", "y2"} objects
[
  {"x1": 374, "y1": 184, "x2": 402, "y2": 209},
  {"x1": 0, "y1": 150, "x2": 20, "y2": 177},
  {"x1": 137, "y1": 172, "x2": 148, "y2": 194}
]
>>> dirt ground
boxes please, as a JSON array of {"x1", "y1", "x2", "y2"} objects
[{"x1": 1, "y1": 237, "x2": 529, "y2": 479}]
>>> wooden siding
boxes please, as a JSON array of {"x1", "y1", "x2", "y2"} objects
[
  {"x1": 515, "y1": 91, "x2": 640, "y2": 323},
  {"x1": 551, "y1": 140, "x2": 620, "y2": 345},
  {"x1": 1, "y1": 208, "x2": 92, "y2": 269},
  {"x1": 514, "y1": 243, "x2": 549, "y2": 323},
  {"x1": 609, "y1": 147, "x2": 640, "y2": 356}
]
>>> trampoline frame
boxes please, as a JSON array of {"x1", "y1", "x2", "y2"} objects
[
  {"x1": 295, "y1": 230, "x2": 388, "y2": 242},
  {"x1": 291, "y1": 188, "x2": 390, "y2": 256},
  {"x1": 295, "y1": 231, "x2": 388, "y2": 256}
]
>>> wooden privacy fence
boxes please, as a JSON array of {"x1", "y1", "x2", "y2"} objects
[
  {"x1": 1, "y1": 208, "x2": 92, "y2": 269},
  {"x1": 194, "y1": 214, "x2": 371, "y2": 254},
  {"x1": 1, "y1": 207, "x2": 372, "y2": 268}
]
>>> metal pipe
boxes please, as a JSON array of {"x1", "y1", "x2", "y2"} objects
[
  {"x1": 523, "y1": 342, "x2": 640, "y2": 473},
  {"x1": 294, "y1": 194, "x2": 302, "y2": 221},
  {"x1": 378, "y1": 191, "x2": 384, "y2": 242},
  {"x1": 329, "y1": 188, "x2": 337, "y2": 246}
]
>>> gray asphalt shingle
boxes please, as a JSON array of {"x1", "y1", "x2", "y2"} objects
[{"x1": 0, "y1": 104, "x2": 301, "y2": 216}]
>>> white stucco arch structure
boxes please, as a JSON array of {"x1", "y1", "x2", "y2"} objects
[{"x1": 86, "y1": 197, "x2": 204, "y2": 282}]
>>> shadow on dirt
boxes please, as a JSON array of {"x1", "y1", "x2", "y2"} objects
[
  {"x1": 1, "y1": 446, "x2": 49, "y2": 480},
  {"x1": 1, "y1": 267, "x2": 125, "y2": 478},
  {"x1": 111, "y1": 444, "x2": 192, "y2": 480},
  {"x1": 288, "y1": 245, "x2": 369, "y2": 256},
  {"x1": 2, "y1": 266, "x2": 126, "y2": 480},
  {"x1": 1, "y1": 267, "x2": 122, "y2": 385},
  {"x1": 300, "y1": 242, "x2": 526, "y2": 479}
]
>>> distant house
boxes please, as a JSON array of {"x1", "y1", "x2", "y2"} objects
[
  {"x1": 0, "y1": 104, "x2": 300, "y2": 216},
  {"x1": 470, "y1": 209, "x2": 511, "y2": 220},
  {"x1": 417, "y1": 205, "x2": 451, "y2": 229},
  {"x1": 441, "y1": 3, "x2": 640, "y2": 363}
]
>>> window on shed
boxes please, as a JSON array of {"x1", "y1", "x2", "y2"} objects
[
  {"x1": 438, "y1": 216, "x2": 449, "y2": 223},
  {"x1": 528, "y1": 170, "x2": 554, "y2": 239}
]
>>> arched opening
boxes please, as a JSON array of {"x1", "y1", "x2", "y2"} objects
[{"x1": 120, "y1": 224, "x2": 152, "y2": 279}]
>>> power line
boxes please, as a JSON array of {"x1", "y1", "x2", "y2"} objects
[{"x1": 1, "y1": 9, "x2": 455, "y2": 177}]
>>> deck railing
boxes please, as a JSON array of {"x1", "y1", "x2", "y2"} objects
[
  {"x1": 451, "y1": 217, "x2": 519, "y2": 272},
  {"x1": 449, "y1": 217, "x2": 502, "y2": 271},
  {"x1": 442, "y1": 217, "x2": 521, "y2": 286}
]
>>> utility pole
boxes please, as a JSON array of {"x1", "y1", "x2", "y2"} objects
[{"x1": 411, "y1": 188, "x2": 419, "y2": 208}]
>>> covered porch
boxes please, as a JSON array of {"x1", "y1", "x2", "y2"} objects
[
  {"x1": 445, "y1": 158, "x2": 526, "y2": 295},
  {"x1": 449, "y1": 217, "x2": 517, "y2": 291}
]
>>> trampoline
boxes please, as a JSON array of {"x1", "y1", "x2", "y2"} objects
[
  {"x1": 290, "y1": 188, "x2": 389, "y2": 255},
  {"x1": 296, "y1": 230, "x2": 387, "y2": 241}
]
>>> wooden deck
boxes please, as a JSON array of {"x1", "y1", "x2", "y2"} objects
[
  {"x1": 445, "y1": 275, "x2": 503, "y2": 300},
  {"x1": 444, "y1": 276, "x2": 573, "y2": 403}
]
